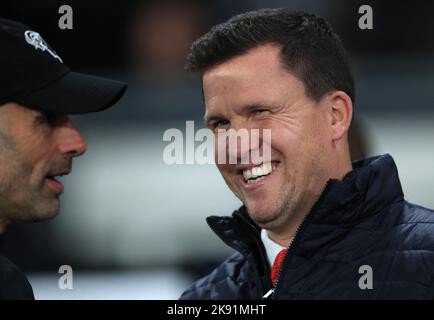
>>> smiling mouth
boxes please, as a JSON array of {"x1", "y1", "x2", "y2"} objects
[{"x1": 242, "y1": 162, "x2": 278, "y2": 184}]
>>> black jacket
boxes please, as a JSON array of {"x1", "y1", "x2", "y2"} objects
[
  {"x1": 180, "y1": 154, "x2": 434, "y2": 299},
  {"x1": 0, "y1": 253, "x2": 34, "y2": 300}
]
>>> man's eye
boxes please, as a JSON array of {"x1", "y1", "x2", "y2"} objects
[
  {"x1": 37, "y1": 112, "x2": 55, "y2": 124},
  {"x1": 37, "y1": 113, "x2": 49, "y2": 123},
  {"x1": 213, "y1": 119, "x2": 229, "y2": 129},
  {"x1": 254, "y1": 109, "x2": 268, "y2": 115}
]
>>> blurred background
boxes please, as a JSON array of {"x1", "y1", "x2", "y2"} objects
[{"x1": 0, "y1": 0, "x2": 433, "y2": 299}]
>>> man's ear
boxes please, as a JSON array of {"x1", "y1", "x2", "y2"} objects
[{"x1": 323, "y1": 91, "x2": 353, "y2": 141}]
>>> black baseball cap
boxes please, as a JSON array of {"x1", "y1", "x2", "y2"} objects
[{"x1": 0, "y1": 18, "x2": 127, "y2": 114}]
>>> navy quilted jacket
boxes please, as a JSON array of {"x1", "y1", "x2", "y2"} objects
[{"x1": 180, "y1": 154, "x2": 434, "y2": 299}]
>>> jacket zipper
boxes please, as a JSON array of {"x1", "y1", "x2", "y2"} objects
[
  {"x1": 264, "y1": 179, "x2": 336, "y2": 300},
  {"x1": 235, "y1": 212, "x2": 273, "y2": 292}
]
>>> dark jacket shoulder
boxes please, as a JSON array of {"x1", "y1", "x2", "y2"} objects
[
  {"x1": 0, "y1": 253, "x2": 34, "y2": 300},
  {"x1": 181, "y1": 250, "x2": 267, "y2": 300}
]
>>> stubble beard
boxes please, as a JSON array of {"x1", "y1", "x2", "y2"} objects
[
  {"x1": 0, "y1": 133, "x2": 59, "y2": 225},
  {"x1": 247, "y1": 183, "x2": 299, "y2": 232}
]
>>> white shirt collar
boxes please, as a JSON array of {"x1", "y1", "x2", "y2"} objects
[{"x1": 260, "y1": 229, "x2": 286, "y2": 267}]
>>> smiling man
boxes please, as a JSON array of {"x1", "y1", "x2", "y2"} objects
[
  {"x1": 0, "y1": 18, "x2": 126, "y2": 299},
  {"x1": 180, "y1": 9, "x2": 434, "y2": 299}
]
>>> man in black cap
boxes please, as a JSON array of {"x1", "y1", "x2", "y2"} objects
[{"x1": 0, "y1": 18, "x2": 127, "y2": 299}]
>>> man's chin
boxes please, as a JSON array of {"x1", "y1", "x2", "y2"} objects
[
  {"x1": 245, "y1": 204, "x2": 283, "y2": 228},
  {"x1": 26, "y1": 198, "x2": 60, "y2": 222}
]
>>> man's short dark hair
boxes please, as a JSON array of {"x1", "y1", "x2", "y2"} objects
[{"x1": 185, "y1": 8, "x2": 355, "y2": 102}]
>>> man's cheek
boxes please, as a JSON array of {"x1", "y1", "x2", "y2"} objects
[
  {"x1": 216, "y1": 164, "x2": 231, "y2": 178},
  {"x1": 217, "y1": 165, "x2": 239, "y2": 191},
  {"x1": 214, "y1": 134, "x2": 229, "y2": 165}
]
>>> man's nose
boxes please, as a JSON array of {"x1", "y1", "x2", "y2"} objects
[
  {"x1": 57, "y1": 119, "x2": 87, "y2": 157},
  {"x1": 224, "y1": 123, "x2": 261, "y2": 164}
]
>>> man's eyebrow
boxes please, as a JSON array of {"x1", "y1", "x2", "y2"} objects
[
  {"x1": 203, "y1": 102, "x2": 277, "y2": 125},
  {"x1": 237, "y1": 102, "x2": 278, "y2": 116},
  {"x1": 242, "y1": 102, "x2": 274, "y2": 112}
]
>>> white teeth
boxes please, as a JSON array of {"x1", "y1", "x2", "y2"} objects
[
  {"x1": 247, "y1": 175, "x2": 266, "y2": 184},
  {"x1": 253, "y1": 167, "x2": 260, "y2": 176},
  {"x1": 243, "y1": 170, "x2": 252, "y2": 180},
  {"x1": 242, "y1": 163, "x2": 275, "y2": 182}
]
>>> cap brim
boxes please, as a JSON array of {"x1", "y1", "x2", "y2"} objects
[{"x1": 15, "y1": 72, "x2": 127, "y2": 114}]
